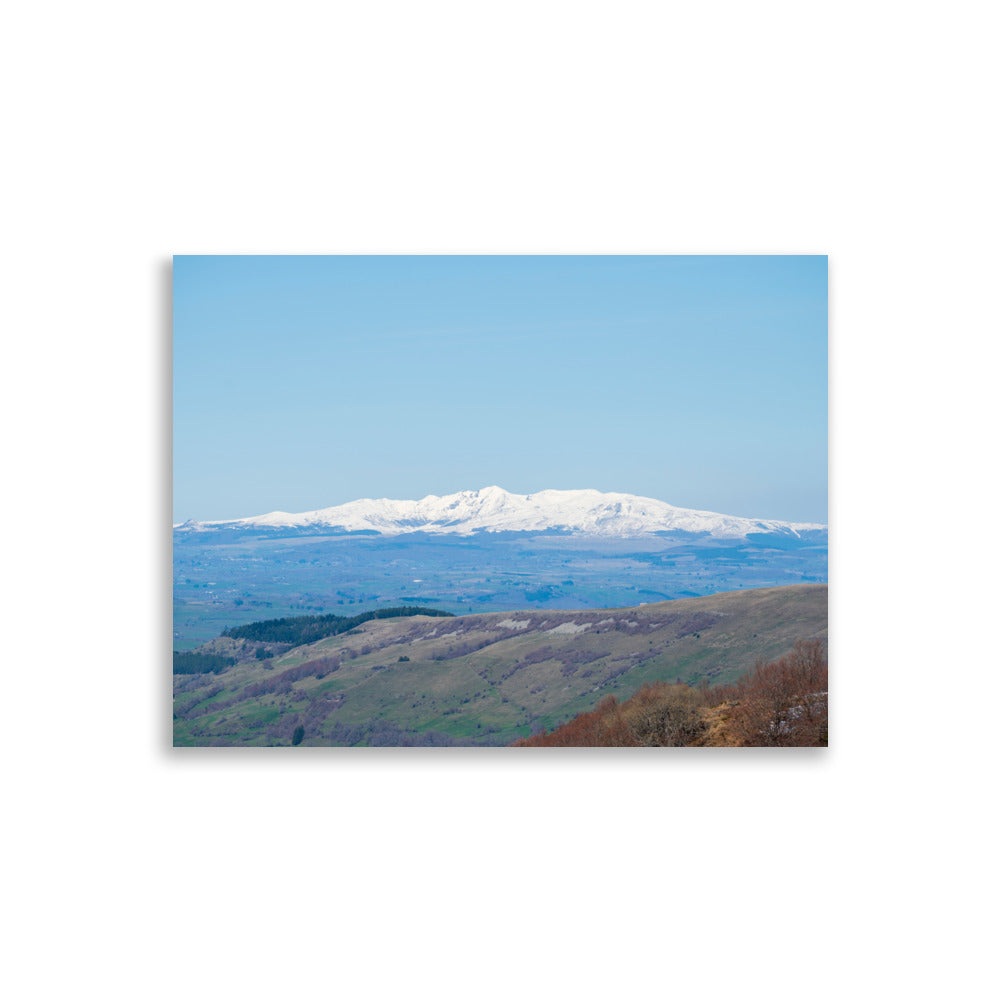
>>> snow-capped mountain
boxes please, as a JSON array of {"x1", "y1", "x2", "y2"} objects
[{"x1": 175, "y1": 486, "x2": 826, "y2": 540}]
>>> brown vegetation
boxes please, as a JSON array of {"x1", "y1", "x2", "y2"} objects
[{"x1": 513, "y1": 640, "x2": 827, "y2": 748}]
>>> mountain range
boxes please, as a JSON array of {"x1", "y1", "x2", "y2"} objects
[{"x1": 175, "y1": 486, "x2": 826, "y2": 540}]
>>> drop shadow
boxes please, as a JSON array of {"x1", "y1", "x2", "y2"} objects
[{"x1": 157, "y1": 258, "x2": 174, "y2": 754}]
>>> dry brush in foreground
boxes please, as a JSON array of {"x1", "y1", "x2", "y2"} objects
[{"x1": 513, "y1": 640, "x2": 828, "y2": 748}]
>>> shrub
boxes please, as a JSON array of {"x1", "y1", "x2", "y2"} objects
[
  {"x1": 513, "y1": 639, "x2": 827, "y2": 748},
  {"x1": 172, "y1": 651, "x2": 236, "y2": 675}
]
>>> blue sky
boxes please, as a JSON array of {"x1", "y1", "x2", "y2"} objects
[{"x1": 173, "y1": 255, "x2": 827, "y2": 523}]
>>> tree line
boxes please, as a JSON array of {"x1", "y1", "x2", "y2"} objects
[{"x1": 220, "y1": 605, "x2": 454, "y2": 645}]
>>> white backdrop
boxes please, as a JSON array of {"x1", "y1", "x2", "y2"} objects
[{"x1": 3, "y1": 2, "x2": 995, "y2": 998}]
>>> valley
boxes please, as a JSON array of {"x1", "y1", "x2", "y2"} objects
[{"x1": 173, "y1": 531, "x2": 827, "y2": 648}]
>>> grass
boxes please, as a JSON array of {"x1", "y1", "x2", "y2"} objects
[{"x1": 173, "y1": 585, "x2": 828, "y2": 747}]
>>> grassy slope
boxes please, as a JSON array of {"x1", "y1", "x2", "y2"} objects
[{"x1": 173, "y1": 584, "x2": 827, "y2": 747}]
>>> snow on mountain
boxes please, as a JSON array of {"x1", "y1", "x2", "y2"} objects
[{"x1": 176, "y1": 486, "x2": 827, "y2": 540}]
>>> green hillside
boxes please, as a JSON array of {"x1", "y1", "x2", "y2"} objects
[{"x1": 172, "y1": 584, "x2": 827, "y2": 747}]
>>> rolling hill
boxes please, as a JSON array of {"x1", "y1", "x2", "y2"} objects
[{"x1": 173, "y1": 583, "x2": 827, "y2": 747}]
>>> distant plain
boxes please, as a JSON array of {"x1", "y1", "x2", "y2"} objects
[{"x1": 173, "y1": 531, "x2": 828, "y2": 649}]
